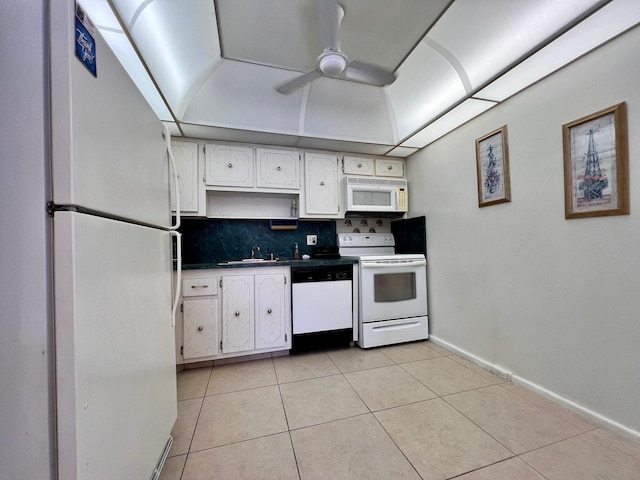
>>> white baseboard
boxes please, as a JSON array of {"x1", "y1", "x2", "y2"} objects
[
  {"x1": 429, "y1": 335, "x2": 514, "y2": 381},
  {"x1": 428, "y1": 335, "x2": 640, "y2": 444}
]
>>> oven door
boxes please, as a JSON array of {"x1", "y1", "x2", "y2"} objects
[{"x1": 359, "y1": 258, "x2": 427, "y2": 323}]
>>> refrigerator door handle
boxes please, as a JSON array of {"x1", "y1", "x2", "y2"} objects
[
  {"x1": 165, "y1": 125, "x2": 181, "y2": 231},
  {"x1": 170, "y1": 231, "x2": 182, "y2": 328}
]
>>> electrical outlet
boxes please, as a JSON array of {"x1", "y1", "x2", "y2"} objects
[{"x1": 307, "y1": 234, "x2": 318, "y2": 246}]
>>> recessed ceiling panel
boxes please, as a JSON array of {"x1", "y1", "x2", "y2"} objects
[
  {"x1": 304, "y1": 77, "x2": 394, "y2": 144},
  {"x1": 401, "y1": 98, "x2": 496, "y2": 148},
  {"x1": 215, "y1": 0, "x2": 450, "y2": 73},
  {"x1": 477, "y1": 0, "x2": 640, "y2": 101},
  {"x1": 182, "y1": 60, "x2": 303, "y2": 134},
  {"x1": 386, "y1": 146, "x2": 419, "y2": 158},
  {"x1": 386, "y1": 41, "x2": 467, "y2": 142},
  {"x1": 110, "y1": 0, "x2": 147, "y2": 27},
  {"x1": 131, "y1": 0, "x2": 221, "y2": 111},
  {"x1": 428, "y1": 0, "x2": 606, "y2": 90},
  {"x1": 100, "y1": 29, "x2": 172, "y2": 120}
]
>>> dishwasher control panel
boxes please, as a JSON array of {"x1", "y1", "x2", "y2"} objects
[{"x1": 291, "y1": 265, "x2": 353, "y2": 283}]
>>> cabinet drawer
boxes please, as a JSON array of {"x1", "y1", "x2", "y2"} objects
[
  {"x1": 182, "y1": 277, "x2": 218, "y2": 297},
  {"x1": 343, "y1": 156, "x2": 374, "y2": 176},
  {"x1": 375, "y1": 158, "x2": 405, "y2": 177}
]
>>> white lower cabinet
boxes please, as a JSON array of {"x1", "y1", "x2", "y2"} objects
[
  {"x1": 221, "y1": 275, "x2": 255, "y2": 354},
  {"x1": 177, "y1": 267, "x2": 291, "y2": 364},
  {"x1": 183, "y1": 297, "x2": 219, "y2": 359},
  {"x1": 254, "y1": 274, "x2": 287, "y2": 350},
  {"x1": 181, "y1": 275, "x2": 219, "y2": 360}
]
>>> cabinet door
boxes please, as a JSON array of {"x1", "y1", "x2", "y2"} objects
[
  {"x1": 256, "y1": 148, "x2": 300, "y2": 190},
  {"x1": 343, "y1": 155, "x2": 374, "y2": 176},
  {"x1": 221, "y1": 275, "x2": 255, "y2": 353},
  {"x1": 304, "y1": 153, "x2": 339, "y2": 216},
  {"x1": 375, "y1": 158, "x2": 405, "y2": 177},
  {"x1": 183, "y1": 298, "x2": 219, "y2": 359},
  {"x1": 205, "y1": 144, "x2": 254, "y2": 187},
  {"x1": 254, "y1": 274, "x2": 286, "y2": 350},
  {"x1": 171, "y1": 141, "x2": 199, "y2": 213}
]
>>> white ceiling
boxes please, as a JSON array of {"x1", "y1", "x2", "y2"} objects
[{"x1": 82, "y1": 0, "x2": 640, "y2": 157}]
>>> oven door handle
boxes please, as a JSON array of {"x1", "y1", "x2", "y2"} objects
[{"x1": 360, "y1": 259, "x2": 426, "y2": 268}]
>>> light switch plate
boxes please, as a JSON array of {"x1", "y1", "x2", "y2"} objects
[{"x1": 307, "y1": 235, "x2": 317, "y2": 245}]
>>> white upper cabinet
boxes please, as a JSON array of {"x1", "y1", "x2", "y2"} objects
[
  {"x1": 204, "y1": 144, "x2": 254, "y2": 188},
  {"x1": 302, "y1": 152, "x2": 340, "y2": 218},
  {"x1": 375, "y1": 158, "x2": 405, "y2": 177},
  {"x1": 256, "y1": 148, "x2": 300, "y2": 190},
  {"x1": 343, "y1": 155, "x2": 375, "y2": 176},
  {"x1": 343, "y1": 155, "x2": 406, "y2": 178},
  {"x1": 170, "y1": 141, "x2": 200, "y2": 213}
]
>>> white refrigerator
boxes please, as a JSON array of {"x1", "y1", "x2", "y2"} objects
[{"x1": 49, "y1": 3, "x2": 177, "y2": 479}]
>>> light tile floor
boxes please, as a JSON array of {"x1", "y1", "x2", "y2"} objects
[{"x1": 161, "y1": 340, "x2": 640, "y2": 480}]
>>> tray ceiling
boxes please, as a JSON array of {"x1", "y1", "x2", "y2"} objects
[{"x1": 81, "y1": 0, "x2": 640, "y2": 156}]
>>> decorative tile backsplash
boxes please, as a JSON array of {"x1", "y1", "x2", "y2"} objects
[
  {"x1": 179, "y1": 218, "x2": 336, "y2": 264},
  {"x1": 178, "y1": 216, "x2": 426, "y2": 264},
  {"x1": 336, "y1": 217, "x2": 392, "y2": 234}
]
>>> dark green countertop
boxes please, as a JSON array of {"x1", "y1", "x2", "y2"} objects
[{"x1": 179, "y1": 258, "x2": 358, "y2": 270}]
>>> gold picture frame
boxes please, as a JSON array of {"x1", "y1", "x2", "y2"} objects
[
  {"x1": 475, "y1": 125, "x2": 511, "y2": 207},
  {"x1": 562, "y1": 102, "x2": 629, "y2": 219}
]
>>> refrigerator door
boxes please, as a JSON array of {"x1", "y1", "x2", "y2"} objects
[
  {"x1": 54, "y1": 212, "x2": 177, "y2": 480},
  {"x1": 51, "y1": 2, "x2": 170, "y2": 228}
]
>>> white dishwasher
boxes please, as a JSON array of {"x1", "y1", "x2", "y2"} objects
[{"x1": 291, "y1": 264, "x2": 353, "y2": 352}]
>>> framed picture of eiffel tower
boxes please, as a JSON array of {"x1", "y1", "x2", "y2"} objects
[
  {"x1": 562, "y1": 102, "x2": 629, "y2": 219},
  {"x1": 475, "y1": 125, "x2": 511, "y2": 207}
]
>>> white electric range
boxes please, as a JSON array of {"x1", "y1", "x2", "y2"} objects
[{"x1": 338, "y1": 233, "x2": 428, "y2": 348}]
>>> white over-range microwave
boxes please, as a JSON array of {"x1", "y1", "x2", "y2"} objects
[{"x1": 344, "y1": 176, "x2": 408, "y2": 216}]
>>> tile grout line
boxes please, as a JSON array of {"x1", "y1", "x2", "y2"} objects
[
  {"x1": 174, "y1": 342, "x2": 638, "y2": 479},
  {"x1": 185, "y1": 367, "x2": 213, "y2": 456}
]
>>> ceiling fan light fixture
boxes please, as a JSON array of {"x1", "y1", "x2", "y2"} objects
[{"x1": 318, "y1": 51, "x2": 347, "y2": 76}]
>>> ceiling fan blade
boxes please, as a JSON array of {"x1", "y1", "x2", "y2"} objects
[
  {"x1": 316, "y1": 0, "x2": 340, "y2": 51},
  {"x1": 344, "y1": 60, "x2": 396, "y2": 86},
  {"x1": 275, "y1": 69, "x2": 322, "y2": 95}
]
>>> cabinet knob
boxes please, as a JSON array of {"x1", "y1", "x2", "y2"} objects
[
  {"x1": 388, "y1": 165, "x2": 393, "y2": 170},
  {"x1": 235, "y1": 311, "x2": 240, "y2": 317},
  {"x1": 197, "y1": 326, "x2": 203, "y2": 332},
  {"x1": 320, "y1": 181, "x2": 325, "y2": 186},
  {"x1": 228, "y1": 163, "x2": 233, "y2": 168},
  {"x1": 276, "y1": 166, "x2": 281, "y2": 171},
  {"x1": 357, "y1": 163, "x2": 362, "y2": 168},
  {"x1": 267, "y1": 308, "x2": 272, "y2": 314}
]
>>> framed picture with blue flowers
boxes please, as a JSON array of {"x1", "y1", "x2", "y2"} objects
[
  {"x1": 475, "y1": 125, "x2": 511, "y2": 208},
  {"x1": 562, "y1": 102, "x2": 629, "y2": 219}
]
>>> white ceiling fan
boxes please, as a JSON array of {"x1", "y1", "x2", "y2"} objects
[{"x1": 275, "y1": 0, "x2": 397, "y2": 95}]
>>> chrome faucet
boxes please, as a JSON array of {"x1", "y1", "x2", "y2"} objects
[{"x1": 251, "y1": 246, "x2": 261, "y2": 259}]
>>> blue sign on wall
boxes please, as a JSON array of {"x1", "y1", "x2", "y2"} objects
[{"x1": 75, "y1": 12, "x2": 96, "y2": 77}]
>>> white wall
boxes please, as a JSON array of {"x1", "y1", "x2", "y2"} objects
[
  {"x1": 0, "y1": 1, "x2": 56, "y2": 478},
  {"x1": 408, "y1": 24, "x2": 640, "y2": 438}
]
